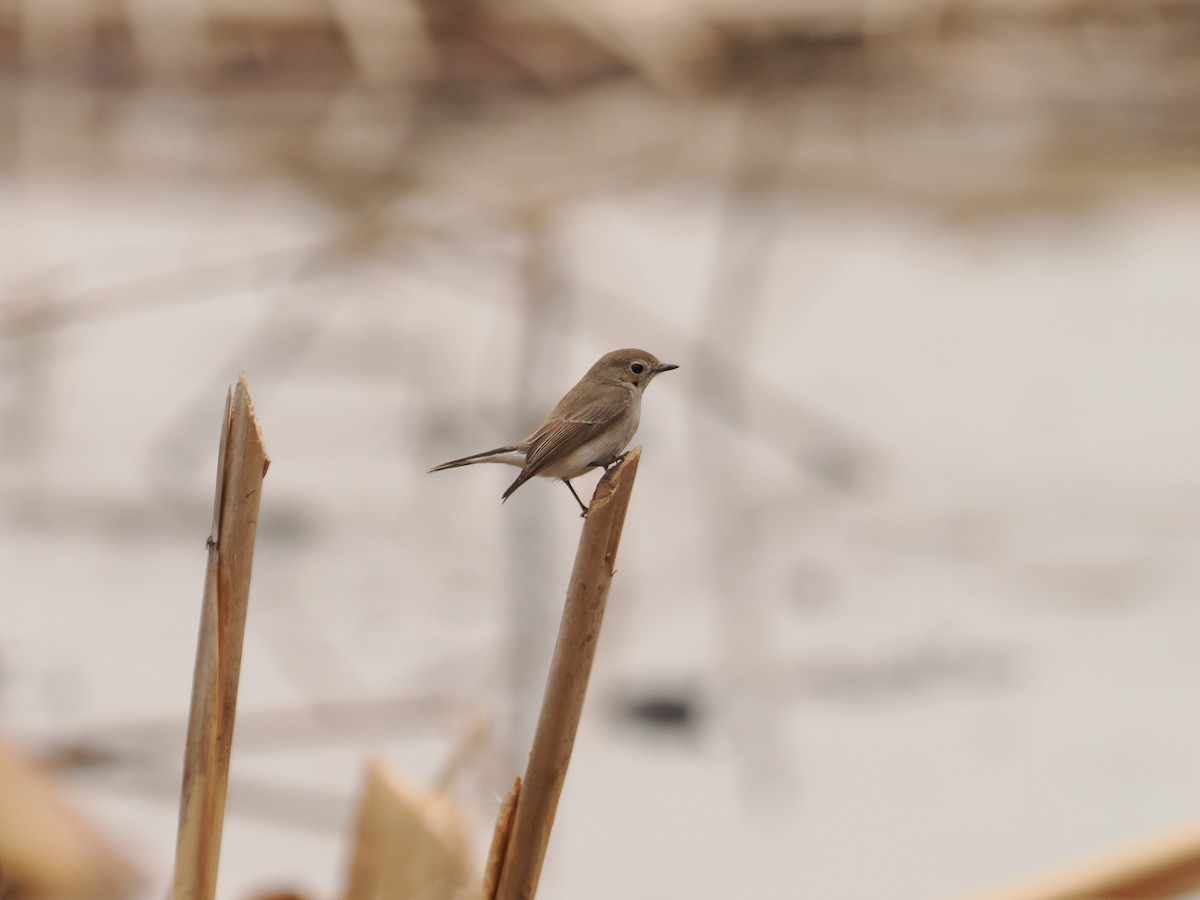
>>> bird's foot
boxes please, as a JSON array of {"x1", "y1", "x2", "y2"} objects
[{"x1": 590, "y1": 451, "x2": 629, "y2": 471}]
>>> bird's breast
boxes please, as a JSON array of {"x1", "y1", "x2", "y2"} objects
[{"x1": 540, "y1": 401, "x2": 640, "y2": 480}]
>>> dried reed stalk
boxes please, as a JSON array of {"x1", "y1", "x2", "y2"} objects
[
  {"x1": 170, "y1": 375, "x2": 270, "y2": 900},
  {"x1": 492, "y1": 447, "x2": 642, "y2": 900}
]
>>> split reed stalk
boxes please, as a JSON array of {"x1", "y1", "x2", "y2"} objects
[
  {"x1": 492, "y1": 447, "x2": 642, "y2": 900},
  {"x1": 170, "y1": 375, "x2": 269, "y2": 900}
]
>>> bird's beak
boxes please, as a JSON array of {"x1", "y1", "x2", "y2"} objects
[{"x1": 654, "y1": 363, "x2": 680, "y2": 373}]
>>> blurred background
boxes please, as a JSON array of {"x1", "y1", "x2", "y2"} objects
[{"x1": 2, "y1": 0, "x2": 1200, "y2": 897}]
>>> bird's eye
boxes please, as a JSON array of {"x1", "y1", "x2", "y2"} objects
[{"x1": 630, "y1": 363, "x2": 645, "y2": 375}]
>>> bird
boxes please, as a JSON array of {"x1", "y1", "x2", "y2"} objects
[{"x1": 429, "y1": 348, "x2": 678, "y2": 516}]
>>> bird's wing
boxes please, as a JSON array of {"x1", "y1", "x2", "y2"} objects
[{"x1": 522, "y1": 387, "x2": 629, "y2": 479}]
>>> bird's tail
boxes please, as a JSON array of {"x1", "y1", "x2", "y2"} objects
[
  {"x1": 428, "y1": 446, "x2": 523, "y2": 473},
  {"x1": 501, "y1": 468, "x2": 536, "y2": 502}
]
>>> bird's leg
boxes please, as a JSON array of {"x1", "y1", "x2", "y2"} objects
[
  {"x1": 570, "y1": 453, "x2": 628, "y2": 517},
  {"x1": 562, "y1": 479, "x2": 589, "y2": 517}
]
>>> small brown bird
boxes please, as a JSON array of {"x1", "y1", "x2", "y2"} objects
[{"x1": 430, "y1": 348, "x2": 678, "y2": 515}]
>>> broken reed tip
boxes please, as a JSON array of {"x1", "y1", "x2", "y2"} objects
[
  {"x1": 591, "y1": 446, "x2": 642, "y2": 511},
  {"x1": 232, "y1": 375, "x2": 271, "y2": 474}
]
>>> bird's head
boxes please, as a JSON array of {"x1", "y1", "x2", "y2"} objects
[{"x1": 590, "y1": 348, "x2": 679, "y2": 391}]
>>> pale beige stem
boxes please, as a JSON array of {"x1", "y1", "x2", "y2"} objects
[
  {"x1": 483, "y1": 778, "x2": 521, "y2": 900},
  {"x1": 492, "y1": 447, "x2": 642, "y2": 900},
  {"x1": 964, "y1": 817, "x2": 1200, "y2": 900},
  {"x1": 0, "y1": 733, "x2": 139, "y2": 898},
  {"x1": 340, "y1": 758, "x2": 475, "y2": 900}
]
